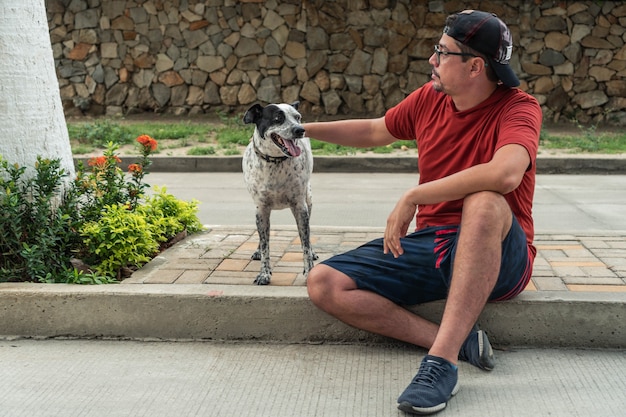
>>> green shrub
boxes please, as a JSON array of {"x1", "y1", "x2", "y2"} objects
[
  {"x1": 0, "y1": 135, "x2": 203, "y2": 284},
  {"x1": 139, "y1": 186, "x2": 203, "y2": 239},
  {"x1": 78, "y1": 186, "x2": 203, "y2": 279},
  {"x1": 80, "y1": 203, "x2": 160, "y2": 278},
  {"x1": 0, "y1": 157, "x2": 81, "y2": 282}
]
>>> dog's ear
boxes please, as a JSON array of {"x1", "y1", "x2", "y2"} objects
[
  {"x1": 243, "y1": 104, "x2": 264, "y2": 125},
  {"x1": 290, "y1": 101, "x2": 300, "y2": 110}
]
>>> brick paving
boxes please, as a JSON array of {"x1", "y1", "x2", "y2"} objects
[{"x1": 124, "y1": 226, "x2": 626, "y2": 293}]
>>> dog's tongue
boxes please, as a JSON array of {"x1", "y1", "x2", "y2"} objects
[{"x1": 284, "y1": 139, "x2": 301, "y2": 157}]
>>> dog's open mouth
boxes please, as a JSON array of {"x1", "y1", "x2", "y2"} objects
[{"x1": 271, "y1": 133, "x2": 301, "y2": 157}]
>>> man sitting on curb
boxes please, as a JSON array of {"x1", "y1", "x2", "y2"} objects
[{"x1": 303, "y1": 10, "x2": 542, "y2": 415}]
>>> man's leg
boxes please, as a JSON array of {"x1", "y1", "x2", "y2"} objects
[
  {"x1": 307, "y1": 191, "x2": 513, "y2": 354},
  {"x1": 307, "y1": 264, "x2": 439, "y2": 348},
  {"x1": 398, "y1": 191, "x2": 513, "y2": 414},
  {"x1": 428, "y1": 191, "x2": 512, "y2": 364}
]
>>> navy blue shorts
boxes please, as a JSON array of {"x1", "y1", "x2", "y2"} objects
[{"x1": 322, "y1": 216, "x2": 533, "y2": 305}]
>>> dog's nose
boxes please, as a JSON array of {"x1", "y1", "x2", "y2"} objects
[{"x1": 293, "y1": 126, "x2": 305, "y2": 137}]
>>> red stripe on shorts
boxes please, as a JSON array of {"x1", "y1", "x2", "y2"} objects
[
  {"x1": 492, "y1": 245, "x2": 534, "y2": 301},
  {"x1": 433, "y1": 227, "x2": 458, "y2": 268}
]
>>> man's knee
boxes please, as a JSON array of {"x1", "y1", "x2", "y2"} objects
[
  {"x1": 463, "y1": 191, "x2": 507, "y2": 211},
  {"x1": 462, "y1": 191, "x2": 512, "y2": 237},
  {"x1": 307, "y1": 264, "x2": 355, "y2": 308},
  {"x1": 306, "y1": 264, "x2": 323, "y2": 296},
  {"x1": 307, "y1": 264, "x2": 332, "y2": 307}
]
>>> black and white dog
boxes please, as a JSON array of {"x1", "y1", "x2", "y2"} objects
[{"x1": 242, "y1": 102, "x2": 317, "y2": 285}]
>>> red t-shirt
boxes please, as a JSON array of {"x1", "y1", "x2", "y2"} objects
[{"x1": 385, "y1": 82, "x2": 542, "y2": 256}]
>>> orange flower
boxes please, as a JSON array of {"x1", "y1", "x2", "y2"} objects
[
  {"x1": 88, "y1": 156, "x2": 107, "y2": 167},
  {"x1": 136, "y1": 134, "x2": 158, "y2": 151},
  {"x1": 128, "y1": 163, "x2": 142, "y2": 173}
]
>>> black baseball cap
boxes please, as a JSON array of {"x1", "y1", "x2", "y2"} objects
[{"x1": 444, "y1": 10, "x2": 519, "y2": 88}]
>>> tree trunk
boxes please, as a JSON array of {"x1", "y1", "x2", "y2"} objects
[{"x1": 0, "y1": 0, "x2": 74, "y2": 179}]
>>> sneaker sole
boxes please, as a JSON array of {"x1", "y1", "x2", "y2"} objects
[
  {"x1": 477, "y1": 330, "x2": 495, "y2": 371},
  {"x1": 397, "y1": 382, "x2": 460, "y2": 415}
]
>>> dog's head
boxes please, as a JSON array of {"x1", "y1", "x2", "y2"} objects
[{"x1": 243, "y1": 102, "x2": 306, "y2": 157}]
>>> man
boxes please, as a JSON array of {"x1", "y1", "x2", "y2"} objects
[{"x1": 303, "y1": 10, "x2": 542, "y2": 415}]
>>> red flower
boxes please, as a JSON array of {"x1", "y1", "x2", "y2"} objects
[
  {"x1": 128, "y1": 163, "x2": 142, "y2": 173},
  {"x1": 136, "y1": 135, "x2": 158, "y2": 151}
]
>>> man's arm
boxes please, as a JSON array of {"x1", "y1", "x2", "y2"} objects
[
  {"x1": 405, "y1": 144, "x2": 530, "y2": 205},
  {"x1": 303, "y1": 117, "x2": 398, "y2": 148},
  {"x1": 384, "y1": 143, "x2": 531, "y2": 257}
]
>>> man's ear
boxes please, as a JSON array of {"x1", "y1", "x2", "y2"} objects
[{"x1": 469, "y1": 57, "x2": 487, "y2": 80}]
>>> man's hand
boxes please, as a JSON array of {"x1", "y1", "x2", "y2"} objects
[{"x1": 384, "y1": 192, "x2": 417, "y2": 258}]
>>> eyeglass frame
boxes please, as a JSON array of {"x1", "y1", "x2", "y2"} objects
[{"x1": 433, "y1": 44, "x2": 480, "y2": 66}]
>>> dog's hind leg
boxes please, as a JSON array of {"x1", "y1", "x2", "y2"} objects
[
  {"x1": 253, "y1": 207, "x2": 272, "y2": 285},
  {"x1": 305, "y1": 185, "x2": 318, "y2": 261}
]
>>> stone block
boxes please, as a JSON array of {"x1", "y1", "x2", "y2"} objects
[
  {"x1": 75, "y1": 9, "x2": 99, "y2": 29},
  {"x1": 45, "y1": 0, "x2": 626, "y2": 122}
]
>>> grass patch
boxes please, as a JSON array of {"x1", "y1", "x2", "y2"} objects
[
  {"x1": 68, "y1": 120, "x2": 213, "y2": 149},
  {"x1": 216, "y1": 128, "x2": 251, "y2": 147},
  {"x1": 187, "y1": 146, "x2": 216, "y2": 156},
  {"x1": 67, "y1": 117, "x2": 626, "y2": 156},
  {"x1": 540, "y1": 128, "x2": 626, "y2": 154},
  {"x1": 310, "y1": 139, "x2": 358, "y2": 155},
  {"x1": 71, "y1": 144, "x2": 97, "y2": 154},
  {"x1": 68, "y1": 120, "x2": 136, "y2": 147},
  {"x1": 223, "y1": 148, "x2": 242, "y2": 156},
  {"x1": 68, "y1": 118, "x2": 237, "y2": 155},
  {"x1": 139, "y1": 123, "x2": 209, "y2": 141}
]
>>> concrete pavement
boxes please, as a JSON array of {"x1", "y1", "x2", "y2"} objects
[
  {"x1": 144, "y1": 172, "x2": 626, "y2": 232},
  {"x1": 1, "y1": 161, "x2": 625, "y2": 416},
  {"x1": 1, "y1": 338, "x2": 624, "y2": 417}
]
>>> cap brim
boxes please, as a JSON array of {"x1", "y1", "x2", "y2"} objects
[{"x1": 490, "y1": 59, "x2": 519, "y2": 87}]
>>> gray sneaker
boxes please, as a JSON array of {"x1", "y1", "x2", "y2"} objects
[
  {"x1": 397, "y1": 355, "x2": 460, "y2": 415},
  {"x1": 458, "y1": 326, "x2": 495, "y2": 371}
]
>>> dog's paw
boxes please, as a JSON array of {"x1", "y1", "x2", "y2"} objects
[
  {"x1": 303, "y1": 253, "x2": 316, "y2": 277},
  {"x1": 251, "y1": 250, "x2": 261, "y2": 261},
  {"x1": 253, "y1": 272, "x2": 271, "y2": 285}
]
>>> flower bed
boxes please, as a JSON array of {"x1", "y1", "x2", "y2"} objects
[{"x1": 0, "y1": 136, "x2": 202, "y2": 284}]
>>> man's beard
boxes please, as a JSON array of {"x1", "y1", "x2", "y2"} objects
[{"x1": 430, "y1": 70, "x2": 444, "y2": 93}]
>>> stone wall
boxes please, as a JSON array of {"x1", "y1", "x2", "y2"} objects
[{"x1": 47, "y1": 0, "x2": 626, "y2": 125}]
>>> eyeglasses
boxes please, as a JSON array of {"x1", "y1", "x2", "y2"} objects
[{"x1": 433, "y1": 45, "x2": 478, "y2": 66}]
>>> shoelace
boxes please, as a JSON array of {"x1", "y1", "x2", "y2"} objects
[{"x1": 413, "y1": 359, "x2": 446, "y2": 388}]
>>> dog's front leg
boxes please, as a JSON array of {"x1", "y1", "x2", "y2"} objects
[
  {"x1": 292, "y1": 205, "x2": 315, "y2": 279},
  {"x1": 254, "y1": 207, "x2": 272, "y2": 285}
]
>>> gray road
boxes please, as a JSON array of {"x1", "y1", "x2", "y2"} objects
[{"x1": 147, "y1": 172, "x2": 626, "y2": 233}]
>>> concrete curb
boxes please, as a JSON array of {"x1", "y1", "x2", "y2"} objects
[
  {"x1": 7, "y1": 160, "x2": 623, "y2": 347},
  {"x1": 0, "y1": 283, "x2": 623, "y2": 348},
  {"x1": 74, "y1": 156, "x2": 626, "y2": 174}
]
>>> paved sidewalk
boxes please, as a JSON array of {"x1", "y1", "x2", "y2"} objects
[
  {"x1": 1, "y1": 339, "x2": 624, "y2": 417},
  {"x1": 126, "y1": 225, "x2": 626, "y2": 294}
]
